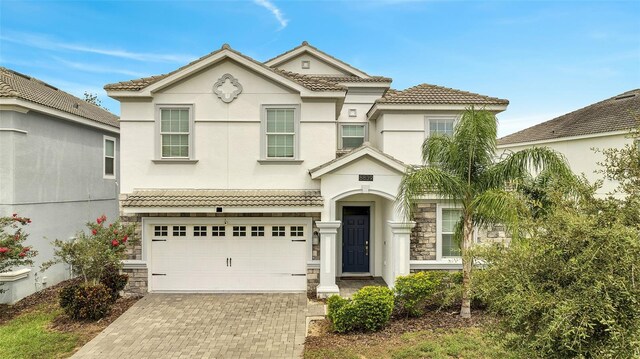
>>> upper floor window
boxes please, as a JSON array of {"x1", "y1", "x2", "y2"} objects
[
  {"x1": 158, "y1": 107, "x2": 192, "y2": 159},
  {"x1": 103, "y1": 136, "x2": 116, "y2": 179},
  {"x1": 340, "y1": 124, "x2": 367, "y2": 150},
  {"x1": 441, "y1": 208, "x2": 462, "y2": 258},
  {"x1": 261, "y1": 105, "x2": 299, "y2": 160},
  {"x1": 428, "y1": 118, "x2": 455, "y2": 137}
]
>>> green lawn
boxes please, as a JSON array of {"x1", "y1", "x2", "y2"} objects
[
  {"x1": 305, "y1": 327, "x2": 514, "y2": 359},
  {"x1": 0, "y1": 307, "x2": 79, "y2": 359}
]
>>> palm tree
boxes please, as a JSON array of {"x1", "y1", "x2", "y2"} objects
[{"x1": 398, "y1": 106, "x2": 572, "y2": 318}]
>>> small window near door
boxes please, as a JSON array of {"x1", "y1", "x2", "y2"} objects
[
  {"x1": 340, "y1": 124, "x2": 366, "y2": 150},
  {"x1": 272, "y1": 226, "x2": 286, "y2": 237},
  {"x1": 104, "y1": 136, "x2": 115, "y2": 178},
  {"x1": 193, "y1": 226, "x2": 207, "y2": 237},
  {"x1": 251, "y1": 226, "x2": 265, "y2": 237},
  {"x1": 233, "y1": 226, "x2": 247, "y2": 237},
  {"x1": 154, "y1": 225, "x2": 168, "y2": 237},
  {"x1": 173, "y1": 226, "x2": 186, "y2": 237},
  {"x1": 441, "y1": 209, "x2": 462, "y2": 257},
  {"x1": 211, "y1": 226, "x2": 225, "y2": 236},
  {"x1": 290, "y1": 226, "x2": 304, "y2": 237}
]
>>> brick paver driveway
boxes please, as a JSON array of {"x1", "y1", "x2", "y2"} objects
[{"x1": 72, "y1": 293, "x2": 307, "y2": 359}]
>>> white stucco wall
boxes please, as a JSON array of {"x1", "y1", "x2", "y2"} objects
[
  {"x1": 273, "y1": 53, "x2": 351, "y2": 76},
  {"x1": 119, "y1": 59, "x2": 342, "y2": 193},
  {"x1": 498, "y1": 132, "x2": 633, "y2": 196}
]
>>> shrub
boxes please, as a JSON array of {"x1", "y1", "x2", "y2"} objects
[
  {"x1": 475, "y1": 204, "x2": 640, "y2": 358},
  {"x1": 394, "y1": 272, "x2": 442, "y2": 317},
  {"x1": 100, "y1": 264, "x2": 128, "y2": 302},
  {"x1": 326, "y1": 295, "x2": 348, "y2": 323},
  {"x1": 0, "y1": 214, "x2": 37, "y2": 293},
  {"x1": 327, "y1": 286, "x2": 394, "y2": 333},
  {"x1": 41, "y1": 215, "x2": 135, "y2": 285},
  {"x1": 60, "y1": 283, "x2": 112, "y2": 320}
]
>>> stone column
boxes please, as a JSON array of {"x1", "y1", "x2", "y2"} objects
[
  {"x1": 316, "y1": 221, "x2": 341, "y2": 298},
  {"x1": 388, "y1": 221, "x2": 416, "y2": 287}
]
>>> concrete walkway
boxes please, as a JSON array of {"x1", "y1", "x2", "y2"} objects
[{"x1": 72, "y1": 293, "x2": 307, "y2": 359}]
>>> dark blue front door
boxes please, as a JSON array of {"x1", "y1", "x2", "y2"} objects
[{"x1": 342, "y1": 207, "x2": 370, "y2": 273}]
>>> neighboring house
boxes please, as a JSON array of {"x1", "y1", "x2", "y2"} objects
[
  {"x1": 105, "y1": 42, "x2": 508, "y2": 298},
  {"x1": 0, "y1": 67, "x2": 120, "y2": 303},
  {"x1": 498, "y1": 89, "x2": 640, "y2": 196}
]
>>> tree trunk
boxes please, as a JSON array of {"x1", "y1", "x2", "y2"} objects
[{"x1": 460, "y1": 217, "x2": 474, "y2": 319}]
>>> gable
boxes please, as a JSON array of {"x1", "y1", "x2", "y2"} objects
[{"x1": 274, "y1": 52, "x2": 352, "y2": 76}]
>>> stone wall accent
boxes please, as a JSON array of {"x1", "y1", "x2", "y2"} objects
[
  {"x1": 119, "y1": 205, "x2": 322, "y2": 296},
  {"x1": 476, "y1": 224, "x2": 511, "y2": 245},
  {"x1": 122, "y1": 267, "x2": 148, "y2": 296},
  {"x1": 306, "y1": 268, "x2": 320, "y2": 297},
  {"x1": 410, "y1": 202, "x2": 437, "y2": 260},
  {"x1": 311, "y1": 214, "x2": 321, "y2": 260}
]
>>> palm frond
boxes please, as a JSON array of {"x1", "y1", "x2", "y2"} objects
[
  {"x1": 454, "y1": 106, "x2": 498, "y2": 177},
  {"x1": 483, "y1": 146, "x2": 572, "y2": 190},
  {"x1": 470, "y1": 188, "x2": 527, "y2": 235},
  {"x1": 421, "y1": 134, "x2": 454, "y2": 165},
  {"x1": 397, "y1": 166, "x2": 466, "y2": 219}
]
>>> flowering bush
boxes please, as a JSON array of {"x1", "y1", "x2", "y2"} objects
[
  {"x1": 41, "y1": 215, "x2": 135, "y2": 285},
  {"x1": 0, "y1": 214, "x2": 37, "y2": 293},
  {"x1": 60, "y1": 283, "x2": 113, "y2": 320}
]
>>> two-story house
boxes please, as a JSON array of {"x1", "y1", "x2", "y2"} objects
[
  {"x1": 105, "y1": 42, "x2": 508, "y2": 298},
  {"x1": 0, "y1": 67, "x2": 120, "y2": 303}
]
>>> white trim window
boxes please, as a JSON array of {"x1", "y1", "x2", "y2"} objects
[
  {"x1": 340, "y1": 124, "x2": 367, "y2": 150},
  {"x1": 441, "y1": 208, "x2": 462, "y2": 258},
  {"x1": 103, "y1": 136, "x2": 116, "y2": 179},
  {"x1": 261, "y1": 105, "x2": 300, "y2": 160},
  {"x1": 158, "y1": 106, "x2": 193, "y2": 159},
  {"x1": 427, "y1": 117, "x2": 456, "y2": 137}
]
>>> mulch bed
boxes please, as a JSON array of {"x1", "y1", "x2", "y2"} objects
[
  {"x1": 305, "y1": 309, "x2": 494, "y2": 349},
  {"x1": 1, "y1": 278, "x2": 141, "y2": 344}
]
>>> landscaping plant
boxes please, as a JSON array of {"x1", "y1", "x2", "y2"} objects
[
  {"x1": 42, "y1": 215, "x2": 135, "y2": 320},
  {"x1": 0, "y1": 214, "x2": 37, "y2": 293},
  {"x1": 398, "y1": 106, "x2": 573, "y2": 318},
  {"x1": 394, "y1": 271, "x2": 443, "y2": 317},
  {"x1": 327, "y1": 286, "x2": 395, "y2": 333},
  {"x1": 475, "y1": 133, "x2": 640, "y2": 358}
]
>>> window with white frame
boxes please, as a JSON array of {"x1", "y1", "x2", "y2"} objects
[
  {"x1": 340, "y1": 124, "x2": 366, "y2": 149},
  {"x1": 159, "y1": 107, "x2": 191, "y2": 158},
  {"x1": 251, "y1": 226, "x2": 265, "y2": 237},
  {"x1": 428, "y1": 118, "x2": 455, "y2": 137},
  {"x1": 441, "y1": 209, "x2": 462, "y2": 257},
  {"x1": 290, "y1": 226, "x2": 304, "y2": 237},
  {"x1": 154, "y1": 225, "x2": 168, "y2": 237},
  {"x1": 193, "y1": 226, "x2": 207, "y2": 237},
  {"x1": 211, "y1": 226, "x2": 225, "y2": 237},
  {"x1": 104, "y1": 136, "x2": 115, "y2": 178},
  {"x1": 233, "y1": 226, "x2": 246, "y2": 237},
  {"x1": 172, "y1": 226, "x2": 186, "y2": 237},
  {"x1": 263, "y1": 106, "x2": 298, "y2": 159},
  {"x1": 272, "y1": 226, "x2": 286, "y2": 237}
]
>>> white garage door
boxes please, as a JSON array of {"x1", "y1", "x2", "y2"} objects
[{"x1": 149, "y1": 220, "x2": 308, "y2": 292}]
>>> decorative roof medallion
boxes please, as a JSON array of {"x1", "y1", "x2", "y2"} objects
[{"x1": 213, "y1": 73, "x2": 243, "y2": 103}]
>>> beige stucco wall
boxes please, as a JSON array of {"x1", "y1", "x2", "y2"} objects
[
  {"x1": 274, "y1": 53, "x2": 350, "y2": 76},
  {"x1": 498, "y1": 132, "x2": 633, "y2": 197}
]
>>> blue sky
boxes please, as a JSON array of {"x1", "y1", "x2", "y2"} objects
[{"x1": 1, "y1": 0, "x2": 638, "y2": 137}]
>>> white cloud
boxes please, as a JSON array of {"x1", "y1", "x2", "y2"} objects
[
  {"x1": 0, "y1": 32, "x2": 195, "y2": 63},
  {"x1": 52, "y1": 57, "x2": 149, "y2": 78},
  {"x1": 254, "y1": 0, "x2": 288, "y2": 30}
]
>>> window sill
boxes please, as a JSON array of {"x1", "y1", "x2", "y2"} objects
[
  {"x1": 152, "y1": 159, "x2": 199, "y2": 164},
  {"x1": 257, "y1": 159, "x2": 304, "y2": 165}
]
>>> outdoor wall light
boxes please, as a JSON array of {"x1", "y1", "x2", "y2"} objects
[{"x1": 312, "y1": 231, "x2": 319, "y2": 244}]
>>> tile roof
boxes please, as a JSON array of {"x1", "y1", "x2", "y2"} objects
[
  {"x1": 498, "y1": 89, "x2": 640, "y2": 146},
  {"x1": 0, "y1": 67, "x2": 119, "y2": 128},
  {"x1": 121, "y1": 189, "x2": 324, "y2": 208},
  {"x1": 376, "y1": 83, "x2": 509, "y2": 105},
  {"x1": 264, "y1": 41, "x2": 370, "y2": 76},
  {"x1": 104, "y1": 44, "x2": 346, "y2": 93},
  {"x1": 309, "y1": 142, "x2": 407, "y2": 175},
  {"x1": 305, "y1": 75, "x2": 392, "y2": 84}
]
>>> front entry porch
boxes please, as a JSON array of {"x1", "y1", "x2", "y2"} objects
[{"x1": 337, "y1": 277, "x2": 388, "y2": 298}]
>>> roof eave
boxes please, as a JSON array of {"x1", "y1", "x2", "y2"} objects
[
  {"x1": 309, "y1": 145, "x2": 407, "y2": 179},
  {"x1": 367, "y1": 103, "x2": 509, "y2": 120}
]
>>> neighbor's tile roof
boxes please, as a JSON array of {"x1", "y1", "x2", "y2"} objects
[
  {"x1": 498, "y1": 89, "x2": 640, "y2": 146},
  {"x1": 0, "y1": 67, "x2": 119, "y2": 128},
  {"x1": 376, "y1": 83, "x2": 509, "y2": 105},
  {"x1": 121, "y1": 189, "x2": 324, "y2": 208},
  {"x1": 104, "y1": 45, "x2": 347, "y2": 93}
]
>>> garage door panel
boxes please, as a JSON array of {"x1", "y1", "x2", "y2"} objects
[{"x1": 150, "y1": 220, "x2": 308, "y2": 292}]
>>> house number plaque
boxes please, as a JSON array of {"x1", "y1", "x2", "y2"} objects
[{"x1": 359, "y1": 174, "x2": 374, "y2": 181}]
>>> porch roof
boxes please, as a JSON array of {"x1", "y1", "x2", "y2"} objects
[
  {"x1": 121, "y1": 189, "x2": 324, "y2": 208},
  {"x1": 309, "y1": 143, "x2": 408, "y2": 179}
]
